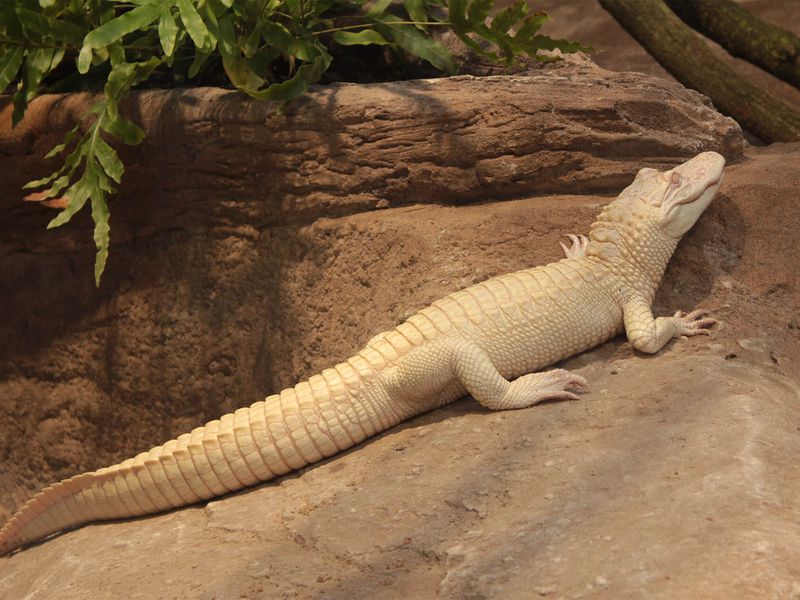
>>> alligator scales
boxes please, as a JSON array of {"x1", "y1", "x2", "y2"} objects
[{"x1": 0, "y1": 152, "x2": 725, "y2": 556}]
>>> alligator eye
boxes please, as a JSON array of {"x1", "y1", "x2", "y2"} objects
[{"x1": 670, "y1": 172, "x2": 682, "y2": 186}]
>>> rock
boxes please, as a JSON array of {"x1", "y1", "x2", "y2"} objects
[
  {"x1": 0, "y1": 56, "x2": 744, "y2": 252},
  {"x1": 1, "y1": 63, "x2": 799, "y2": 598},
  {"x1": 1, "y1": 354, "x2": 799, "y2": 599},
  {"x1": 0, "y1": 62, "x2": 746, "y2": 521},
  {"x1": 535, "y1": 0, "x2": 800, "y2": 125}
]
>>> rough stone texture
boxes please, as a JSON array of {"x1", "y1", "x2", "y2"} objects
[
  {"x1": 2, "y1": 62, "x2": 800, "y2": 596},
  {"x1": 1, "y1": 141, "x2": 799, "y2": 597},
  {"x1": 537, "y1": 0, "x2": 800, "y2": 134},
  {"x1": 0, "y1": 59, "x2": 745, "y2": 525},
  {"x1": 8, "y1": 353, "x2": 800, "y2": 600},
  {"x1": 1, "y1": 57, "x2": 744, "y2": 250}
]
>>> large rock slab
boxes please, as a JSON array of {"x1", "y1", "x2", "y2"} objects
[
  {"x1": 1, "y1": 57, "x2": 744, "y2": 250},
  {"x1": 2, "y1": 68, "x2": 800, "y2": 597},
  {"x1": 0, "y1": 61, "x2": 747, "y2": 522},
  {"x1": 1, "y1": 143, "x2": 799, "y2": 597},
  {"x1": 1, "y1": 353, "x2": 799, "y2": 599}
]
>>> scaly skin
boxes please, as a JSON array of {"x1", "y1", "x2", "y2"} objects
[{"x1": 0, "y1": 152, "x2": 725, "y2": 557}]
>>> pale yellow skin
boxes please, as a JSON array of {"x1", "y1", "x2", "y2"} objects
[{"x1": 0, "y1": 152, "x2": 725, "y2": 556}]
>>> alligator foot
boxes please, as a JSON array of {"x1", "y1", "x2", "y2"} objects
[
  {"x1": 560, "y1": 234, "x2": 589, "y2": 259},
  {"x1": 497, "y1": 369, "x2": 590, "y2": 409},
  {"x1": 674, "y1": 309, "x2": 717, "y2": 337}
]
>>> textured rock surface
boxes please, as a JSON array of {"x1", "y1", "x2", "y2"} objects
[
  {"x1": 1, "y1": 142, "x2": 799, "y2": 598},
  {"x1": 0, "y1": 59, "x2": 745, "y2": 523},
  {"x1": 0, "y1": 57, "x2": 744, "y2": 247},
  {"x1": 2, "y1": 61, "x2": 800, "y2": 597},
  {"x1": 5, "y1": 353, "x2": 799, "y2": 600},
  {"x1": 537, "y1": 0, "x2": 800, "y2": 116}
]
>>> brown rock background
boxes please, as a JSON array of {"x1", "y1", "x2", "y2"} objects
[
  {"x1": 1, "y1": 5, "x2": 800, "y2": 597},
  {"x1": 537, "y1": 0, "x2": 800, "y2": 140},
  {"x1": 2, "y1": 137, "x2": 800, "y2": 597},
  {"x1": 0, "y1": 61, "x2": 744, "y2": 523}
]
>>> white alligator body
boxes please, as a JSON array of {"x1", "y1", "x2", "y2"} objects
[{"x1": 0, "y1": 152, "x2": 725, "y2": 556}]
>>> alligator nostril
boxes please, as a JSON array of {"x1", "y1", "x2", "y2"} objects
[{"x1": 670, "y1": 172, "x2": 682, "y2": 185}]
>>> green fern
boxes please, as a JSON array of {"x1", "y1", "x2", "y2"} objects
[{"x1": 0, "y1": 0, "x2": 588, "y2": 285}]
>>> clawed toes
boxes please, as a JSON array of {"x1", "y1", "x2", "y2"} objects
[
  {"x1": 560, "y1": 234, "x2": 589, "y2": 259},
  {"x1": 548, "y1": 369, "x2": 590, "y2": 393},
  {"x1": 693, "y1": 318, "x2": 717, "y2": 328},
  {"x1": 675, "y1": 308, "x2": 717, "y2": 337},
  {"x1": 567, "y1": 374, "x2": 590, "y2": 392},
  {"x1": 505, "y1": 370, "x2": 591, "y2": 408}
]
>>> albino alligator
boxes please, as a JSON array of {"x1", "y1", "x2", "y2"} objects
[{"x1": 0, "y1": 152, "x2": 724, "y2": 556}]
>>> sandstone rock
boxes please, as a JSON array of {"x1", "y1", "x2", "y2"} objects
[
  {"x1": 0, "y1": 143, "x2": 798, "y2": 597},
  {"x1": 1, "y1": 65, "x2": 799, "y2": 598},
  {"x1": 536, "y1": 0, "x2": 800, "y2": 122},
  {"x1": 1, "y1": 354, "x2": 798, "y2": 599},
  {"x1": 1, "y1": 56, "x2": 744, "y2": 253},
  {"x1": 0, "y1": 63, "x2": 746, "y2": 522}
]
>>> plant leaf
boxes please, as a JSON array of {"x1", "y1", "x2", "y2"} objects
[
  {"x1": 77, "y1": 45, "x2": 93, "y2": 73},
  {"x1": 260, "y1": 21, "x2": 315, "y2": 61},
  {"x1": 43, "y1": 122, "x2": 82, "y2": 159},
  {"x1": 108, "y1": 42, "x2": 125, "y2": 67},
  {"x1": 90, "y1": 184, "x2": 110, "y2": 286},
  {"x1": 366, "y1": 0, "x2": 393, "y2": 18},
  {"x1": 233, "y1": 45, "x2": 331, "y2": 102},
  {"x1": 82, "y1": 3, "x2": 162, "y2": 50},
  {"x1": 448, "y1": 0, "x2": 469, "y2": 28},
  {"x1": 45, "y1": 174, "x2": 71, "y2": 199},
  {"x1": 246, "y1": 46, "x2": 282, "y2": 75},
  {"x1": 188, "y1": 47, "x2": 212, "y2": 77},
  {"x1": 177, "y1": 0, "x2": 210, "y2": 49},
  {"x1": 253, "y1": 48, "x2": 331, "y2": 100},
  {"x1": 526, "y1": 34, "x2": 591, "y2": 55},
  {"x1": 104, "y1": 57, "x2": 163, "y2": 100},
  {"x1": 217, "y1": 15, "x2": 266, "y2": 92},
  {"x1": 47, "y1": 174, "x2": 92, "y2": 229},
  {"x1": 379, "y1": 20, "x2": 457, "y2": 74},
  {"x1": 403, "y1": 0, "x2": 428, "y2": 30},
  {"x1": 0, "y1": 47, "x2": 24, "y2": 93},
  {"x1": 23, "y1": 171, "x2": 61, "y2": 190},
  {"x1": 158, "y1": 7, "x2": 180, "y2": 57},
  {"x1": 492, "y1": 1, "x2": 528, "y2": 34},
  {"x1": 23, "y1": 174, "x2": 71, "y2": 201},
  {"x1": 467, "y1": 0, "x2": 493, "y2": 27},
  {"x1": 94, "y1": 136, "x2": 124, "y2": 184},
  {"x1": 15, "y1": 7, "x2": 85, "y2": 45},
  {"x1": 197, "y1": 0, "x2": 219, "y2": 51},
  {"x1": 12, "y1": 47, "x2": 57, "y2": 126},
  {"x1": 331, "y1": 29, "x2": 391, "y2": 46},
  {"x1": 241, "y1": 24, "x2": 263, "y2": 58},
  {"x1": 104, "y1": 116, "x2": 145, "y2": 145},
  {"x1": 514, "y1": 12, "x2": 549, "y2": 41}
]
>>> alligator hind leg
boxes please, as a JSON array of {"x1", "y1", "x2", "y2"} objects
[{"x1": 450, "y1": 338, "x2": 589, "y2": 410}]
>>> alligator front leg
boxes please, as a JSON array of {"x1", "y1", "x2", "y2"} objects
[
  {"x1": 559, "y1": 234, "x2": 589, "y2": 259},
  {"x1": 622, "y1": 297, "x2": 716, "y2": 354},
  {"x1": 450, "y1": 339, "x2": 588, "y2": 410}
]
